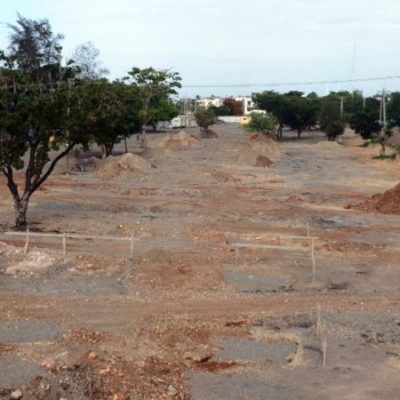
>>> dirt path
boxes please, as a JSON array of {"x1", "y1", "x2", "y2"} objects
[{"x1": 1, "y1": 125, "x2": 400, "y2": 399}]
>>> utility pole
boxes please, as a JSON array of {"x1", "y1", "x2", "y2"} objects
[
  {"x1": 340, "y1": 97, "x2": 344, "y2": 120},
  {"x1": 380, "y1": 90, "x2": 387, "y2": 155}
]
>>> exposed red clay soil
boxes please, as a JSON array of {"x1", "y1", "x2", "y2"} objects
[
  {"x1": 255, "y1": 155, "x2": 274, "y2": 167},
  {"x1": 350, "y1": 183, "x2": 400, "y2": 214}
]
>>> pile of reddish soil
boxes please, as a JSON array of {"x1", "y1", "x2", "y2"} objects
[
  {"x1": 95, "y1": 153, "x2": 152, "y2": 179},
  {"x1": 255, "y1": 155, "x2": 274, "y2": 167},
  {"x1": 236, "y1": 139, "x2": 279, "y2": 168},
  {"x1": 351, "y1": 183, "x2": 400, "y2": 214}
]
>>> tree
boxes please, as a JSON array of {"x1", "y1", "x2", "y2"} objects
[
  {"x1": 208, "y1": 104, "x2": 225, "y2": 117},
  {"x1": 127, "y1": 67, "x2": 181, "y2": 146},
  {"x1": 0, "y1": 16, "x2": 93, "y2": 229},
  {"x1": 194, "y1": 107, "x2": 216, "y2": 131},
  {"x1": 387, "y1": 91, "x2": 400, "y2": 128},
  {"x1": 245, "y1": 112, "x2": 276, "y2": 136},
  {"x1": 283, "y1": 92, "x2": 319, "y2": 137},
  {"x1": 222, "y1": 98, "x2": 243, "y2": 116},
  {"x1": 147, "y1": 98, "x2": 178, "y2": 131},
  {"x1": 320, "y1": 95, "x2": 345, "y2": 140},
  {"x1": 253, "y1": 91, "x2": 286, "y2": 139},
  {"x1": 254, "y1": 90, "x2": 320, "y2": 139},
  {"x1": 72, "y1": 41, "x2": 109, "y2": 80},
  {"x1": 349, "y1": 97, "x2": 381, "y2": 139},
  {"x1": 86, "y1": 80, "x2": 142, "y2": 158},
  {"x1": 7, "y1": 14, "x2": 64, "y2": 83}
]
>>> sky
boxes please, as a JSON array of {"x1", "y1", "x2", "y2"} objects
[{"x1": 1, "y1": 0, "x2": 399, "y2": 98}]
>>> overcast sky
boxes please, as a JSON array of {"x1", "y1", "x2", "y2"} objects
[{"x1": 1, "y1": 0, "x2": 399, "y2": 97}]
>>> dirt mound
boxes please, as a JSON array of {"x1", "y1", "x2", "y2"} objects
[
  {"x1": 201, "y1": 129, "x2": 218, "y2": 139},
  {"x1": 95, "y1": 153, "x2": 152, "y2": 179},
  {"x1": 148, "y1": 131, "x2": 200, "y2": 157},
  {"x1": 255, "y1": 155, "x2": 274, "y2": 167},
  {"x1": 236, "y1": 139, "x2": 279, "y2": 168},
  {"x1": 350, "y1": 183, "x2": 400, "y2": 214}
]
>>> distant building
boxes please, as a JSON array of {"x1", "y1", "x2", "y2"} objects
[
  {"x1": 233, "y1": 96, "x2": 256, "y2": 115},
  {"x1": 195, "y1": 97, "x2": 224, "y2": 108},
  {"x1": 195, "y1": 95, "x2": 258, "y2": 115}
]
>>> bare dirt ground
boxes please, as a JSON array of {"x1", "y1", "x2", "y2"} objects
[{"x1": 0, "y1": 125, "x2": 400, "y2": 399}]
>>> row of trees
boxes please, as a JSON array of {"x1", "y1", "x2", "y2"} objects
[
  {"x1": 253, "y1": 90, "x2": 400, "y2": 145},
  {"x1": 0, "y1": 15, "x2": 181, "y2": 228}
]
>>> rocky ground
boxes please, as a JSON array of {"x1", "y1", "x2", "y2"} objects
[{"x1": 0, "y1": 124, "x2": 400, "y2": 399}]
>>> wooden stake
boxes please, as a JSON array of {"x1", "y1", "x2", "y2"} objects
[
  {"x1": 62, "y1": 233, "x2": 66, "y2": 256},
  {"x1": 311, "y1": 239, "x2": 316, "y2": 283},
  {"x1": 322, "y1": 334, "x2": 327, "y2": 367},
  {"x1": 319, "y1": 318, "x2": 327, "y2": 367},
  {"x1": 316, "y1": 303, "x2": 321, "y2": 338},
  {"x1": 24, "y1": 228, "x2": 30, "y2": 254},
  {"x1": 235, "y1": 247, "x2": 239, "y2": 264},
  {"x1": 130, "y1": 235, "x2": 134, "y2": 258}
]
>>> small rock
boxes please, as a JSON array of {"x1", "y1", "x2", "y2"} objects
[
  {"x1": 87, "y1": 351, "x2": 98, "y2": 361},
  {"x1": 10, "y1": 389, "x2": 23, "y2": 399},
  {"x1": 167, "y1": 385, "x2": 177, "y2": 397},
  {"x1": 99, "y1": 367, "x2": 111, "y2": 375}
]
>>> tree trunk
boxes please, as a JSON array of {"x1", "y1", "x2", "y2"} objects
[
  {"x1": 141, "y1": 127, "x2": 147, "y2": 149},
  {"x1": 124, "y1": 137, "x2": 128, "y2": 153},
  {"x1": 379, "y1": 134, "x2": 386, "y2": 156},
  {"x1": 276, "y1": 124, "x2": 283, "y2": 140},
  {"x1": 100, "y1": 144, "x2": 106, "y2": 159},
  {"x1": 297, "y1": 129, "x2": 302, "y2": 138},
  {"x1": 15, "y1": 196, "x2": 29, "y2": 230},
  {"x1": 105, "y1": 143, "x2": 114, "y2": 157}
]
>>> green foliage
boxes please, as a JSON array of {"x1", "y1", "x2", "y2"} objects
[
  {"x1": 147, "y1": 99, "x2": 178, "y2": 129},
  {"x1": 7, "y1": 14, "x2": 64, "y2": 81},
  {"x1": 387, "y1": 91, "x2": 400, "y2": 128},
  {"x1": 320, "y1": 95, "x2": 345, "y2": 140},
  {"x1": 208, "y1": 105, "x2": 225, "y2": 117},
  {"x1": 253, "y1": 91, "x2": 286, "y2": 125},
  {"x1": 0, "y1": 15, "x2": 182, "y2": 228},
  {"x1": 283, "y1": 92, "x2": 320, "y2": 136},
  {"x1": 127, "y1": 67, "x2": 182, "y2": 127},
  {"x1": 350, "y1": 111, "x2": 381, "y2": 140},
  {"x1": 246, "y1": 112, "x2": 276, "y2": 136},
  {"x1": 253, "y1": 90, "x2": 320, "y2": 137},
  {"x1": 82, "y1": 79, "x2": 142, "y2": 157},
  {"x1": 194, "y1": 107, "x2": 216, "y2": 130}
]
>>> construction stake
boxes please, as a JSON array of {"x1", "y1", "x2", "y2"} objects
[
  {"x1": 322, "y1": 334, "x2": 327, "y2": 367},
  {"x1": 130, "y1": 235, "x2": 134, "y2": 259},
  {"x1": 24, "y1": 228, "x2": 30, "y2": 254},
  {"x1": 311, "y1": 239, "x2": 316, "y2": 283},
  {"x1": 316, "y1": 303, "x2": 322, "y2": 338},
  {"x1": 62, "y1": 233, "x2": 66, "y2": 257}
]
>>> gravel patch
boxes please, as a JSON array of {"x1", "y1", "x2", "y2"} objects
[
  {"x1": 0, "y1": 320, "x2": 62, "y2": 343},
  {"x1": 0, "y1": 354, "x2": 44, "y2": 389},
  {"x1": 216, "y1": 337, "x2": 296, "y2": 365}
]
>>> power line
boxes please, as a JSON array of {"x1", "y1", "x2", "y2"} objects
[{"x1": 181, "y1": 75, "x2": 400, "y2": 89}]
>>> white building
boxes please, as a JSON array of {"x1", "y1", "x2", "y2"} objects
[
  {"x1": 234, "y1": 96, "x2": 256, "y2": 115},
  {"x1": 195, "y1": 97, "x2": 224, "y2": 108},
  {"x1": 195, "y1": 96, "x2": 257, "y2": 115}
]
